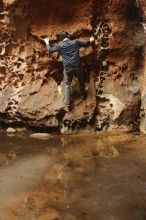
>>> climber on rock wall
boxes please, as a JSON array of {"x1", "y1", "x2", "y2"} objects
[{"x1": 44, "y1": 33, "x2": 94, "y2": 111}]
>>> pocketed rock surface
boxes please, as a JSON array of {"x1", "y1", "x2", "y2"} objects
[{"x1": 0, "y1": 0, "x2": 145, "y2": 132}]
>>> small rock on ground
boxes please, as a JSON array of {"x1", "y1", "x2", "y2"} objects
[
  {"x1": 16, "y1": 127, "x2": 27, "y2": 132},
  {"x1": 30, "y1": 133, "x2": 52, "y2": 140},
  {"x1": 6, "y1": 127, "x2": 16, "y2": 133}
]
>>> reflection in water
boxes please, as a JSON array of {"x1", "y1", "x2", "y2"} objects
[
  {"x1": 0, "y1": 133, "x2": 146, "y2": 219},
  {"x1": 96, "y1": 136, "x2": 120, "y2": 158}
]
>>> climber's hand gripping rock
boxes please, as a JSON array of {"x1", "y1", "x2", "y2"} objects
[{"x1": 44, "y1": 37, "x2": 50, "y2": 45}]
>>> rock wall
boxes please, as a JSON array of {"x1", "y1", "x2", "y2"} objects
[{"x1": 0, "y1": 0, "x2": 145, "y2": 133}]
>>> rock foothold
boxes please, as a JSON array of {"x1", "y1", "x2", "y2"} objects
[
  {"x1": 30, "y1": 133, "x2": 52, "y2": 140},
  {"x1": 6, "y1": 127, "x2": 16, "y2": 133}
]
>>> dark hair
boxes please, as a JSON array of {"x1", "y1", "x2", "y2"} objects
[{"x1": 57, "y1": 33, "x2": 68, "y2": 42}]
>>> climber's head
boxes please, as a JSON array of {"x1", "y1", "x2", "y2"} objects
[{"x1": 56, "y1": 33, "x2": 69, "y2": 42}]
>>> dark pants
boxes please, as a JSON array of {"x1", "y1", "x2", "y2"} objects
[{"x1": 63, "y1": 67, "x2": 86, "y2": 106}]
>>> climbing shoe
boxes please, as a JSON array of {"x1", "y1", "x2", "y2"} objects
[
  {"x1": 63, "y1": 105, "x2": 72, "y2": 112},
  {"x1": 81, "y1": 94, "x2": 87, "y2": 100}
]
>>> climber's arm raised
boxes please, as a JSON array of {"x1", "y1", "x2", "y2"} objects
[
  {"x1": 44, "y1": 37, "x2": 60, "y2": 53},
  {"x1": 78, "y1": 36, "x2": 95, "y2": 48}
]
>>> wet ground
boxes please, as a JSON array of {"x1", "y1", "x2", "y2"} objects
[{"x1": 0, "y1": 132, "x2": 146, "y2": 220}]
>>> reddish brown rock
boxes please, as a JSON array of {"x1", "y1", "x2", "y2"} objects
[{"x1": 0, "y1": 0, "x2": 145, "y2": 132}]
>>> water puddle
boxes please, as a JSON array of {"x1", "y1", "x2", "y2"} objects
[{"x1": 0, "y1": 132, "x2": 146, "y2": 219}]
